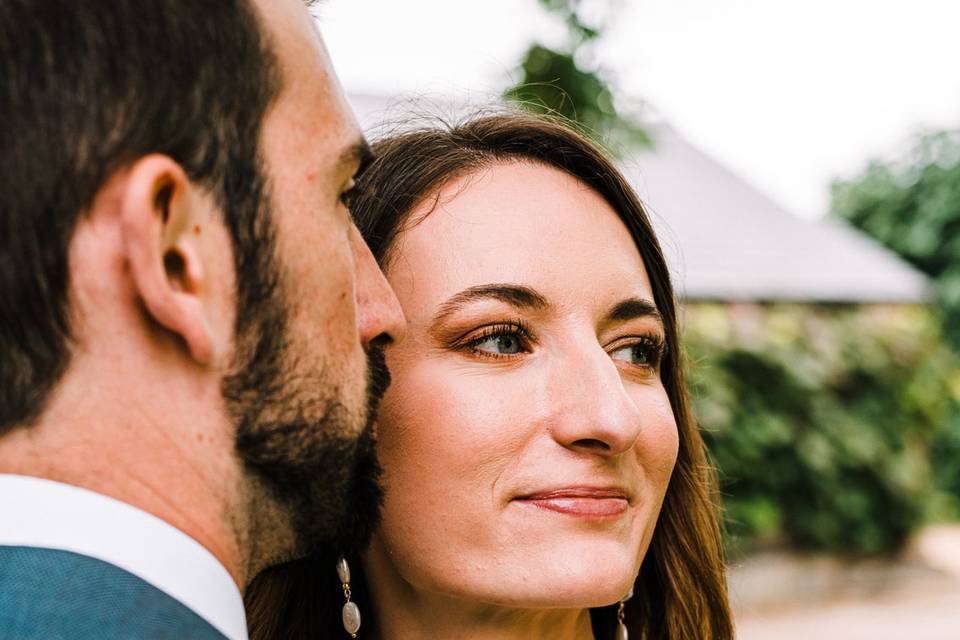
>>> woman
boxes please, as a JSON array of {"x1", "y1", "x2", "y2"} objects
[{"x1": 245, "y1": 111, "x2": 732, "y2": 639}]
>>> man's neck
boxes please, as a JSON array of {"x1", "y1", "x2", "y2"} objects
[{"x1": 0, "y1": 404, "x2": 250, "y2": 589}]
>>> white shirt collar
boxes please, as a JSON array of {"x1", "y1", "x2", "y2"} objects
[{"x1": 0, "y1": 474, "x2": 248, "y2": 640}]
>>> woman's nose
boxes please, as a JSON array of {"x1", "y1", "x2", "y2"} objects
[{"x1": 547, "y1": 343, "x2": 643, "y2": 457}]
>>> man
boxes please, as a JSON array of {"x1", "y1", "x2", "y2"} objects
[{"x1": 0, "y1": 0, "x2": 404, "y2": 638}]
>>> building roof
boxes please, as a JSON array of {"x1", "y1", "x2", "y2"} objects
[{"x1": 347, "y1": 92, "x2": 932, "y2": 304}]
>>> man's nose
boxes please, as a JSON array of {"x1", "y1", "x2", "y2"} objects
[{"x1": 350, "y1": 224, "x2": 406, "y2": 349}]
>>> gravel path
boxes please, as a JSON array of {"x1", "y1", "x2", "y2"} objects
[
  {"x1": 733, "y1": 525, "x2": 960, "y2": 639},
  {"x1": 736, "y1": 585, "x2": 960, "y2": 639}
]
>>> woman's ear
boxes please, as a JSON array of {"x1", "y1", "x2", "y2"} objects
[{"x1": 118, "y1": 154, "x2": 214, "y2": 364}]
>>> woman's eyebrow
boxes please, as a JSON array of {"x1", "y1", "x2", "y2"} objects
[
  {"x1": 432, "y1": 284, "x2": 548, "y2": 325},
  {"x1": 606, "y1": 297, "x2": 664, "y2": 327}
]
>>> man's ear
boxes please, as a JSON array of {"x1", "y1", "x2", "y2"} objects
[{"x1": 118, "y1": 155, "x2": 214, "y2": 365}]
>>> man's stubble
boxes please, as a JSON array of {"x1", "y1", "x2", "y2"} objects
[{"x1": 222, "y1": 186, "x2": 388, "y2": 566}]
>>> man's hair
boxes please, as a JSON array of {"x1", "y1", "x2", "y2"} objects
[{"x1": 0, "y1": 0, "x2": 282, "y2": 432}]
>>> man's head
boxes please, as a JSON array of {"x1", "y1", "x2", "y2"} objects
[{"x1": 0, "y1": 0, "x2": 403, "y2": 572}]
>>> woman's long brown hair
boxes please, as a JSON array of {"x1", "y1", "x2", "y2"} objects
[{"x1": 245, "y1": 110, "x2": 733, "y2": 639}]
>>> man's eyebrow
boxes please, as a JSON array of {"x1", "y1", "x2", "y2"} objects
[
  {"x1": 432, "y1": 284, "x2": 549, "y2": 326},
  {"x1": 338, "y1": 138, "x2": 375, "y2": 178},
  {"x1": 606, "y1": 297, "x2": 664, "y2": 326}
]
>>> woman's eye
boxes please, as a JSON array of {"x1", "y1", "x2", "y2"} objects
[
  {"x1": 471, "y1": 332, "x2": 524, "y2": 355},
  {"x1": 456, "y1": 322, "x2": 531, "y2": 359},
  {"x1": 610, "y1": 340, "x2": 662, "y2": 370}
]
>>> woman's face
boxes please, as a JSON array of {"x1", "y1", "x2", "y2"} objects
[{"x1": 366, "y1": 161, "x2": 678, "y2": 609}]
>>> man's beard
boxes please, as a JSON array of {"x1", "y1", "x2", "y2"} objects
[{"x1": 222, "y1": 217, "x2": 389, "y2": 559}]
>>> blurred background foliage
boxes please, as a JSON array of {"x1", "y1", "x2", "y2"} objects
[
  {"x1": 823, "y1": 129, "x2": 960, "y2": 554},
  {"x1": 503, "y1": 0, "x2": 649, "y2": 148},
  {"x1": 685, "y1": 304, "x2": 960, "y2": 557}
]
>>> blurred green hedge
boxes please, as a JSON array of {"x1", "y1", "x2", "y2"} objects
[{"x1": 684, "y1": 302, "x2": 960, "y2": 557}]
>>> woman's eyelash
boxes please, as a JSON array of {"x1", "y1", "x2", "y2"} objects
[{"x1": 644, "y1": 335, "x2": 667, "y2": 363}]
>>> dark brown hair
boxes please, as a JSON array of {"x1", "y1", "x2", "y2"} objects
[
  {"x1": 0, "y1": 0, "x2": 282, "y2": 433},
  {"x1": 246, "y1": 110, "x2": 733, "y2": 639}
]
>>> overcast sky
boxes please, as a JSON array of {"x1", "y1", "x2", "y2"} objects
[{"x1": 318, "y1": 0, "x2": 960, "y2": 219}]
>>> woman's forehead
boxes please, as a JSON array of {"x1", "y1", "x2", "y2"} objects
[{"x1": 386, "y1": 161, "x2": 654, "y2": 317}]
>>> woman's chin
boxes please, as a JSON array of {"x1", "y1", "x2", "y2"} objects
[
  {"x1": 486, "y1": 523, "x2": 646, "y2": 607},
  {"x1": 476, "y1": 576, "x2": 636, "y2": 611},
  {"x1": 441, "y1": 547, "x2": 641, "y2": 610},
  {"x1": 509, "y1": 585, "x2": 633, "y2": 610}
]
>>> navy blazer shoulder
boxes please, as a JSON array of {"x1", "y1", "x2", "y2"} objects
[{"x1": 0, "y1": 545, "x2": 227, "y2": 639}]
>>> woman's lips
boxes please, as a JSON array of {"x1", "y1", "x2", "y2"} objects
[{"x1": 514, "y1": 487, "x2": 630, "y2": 518}]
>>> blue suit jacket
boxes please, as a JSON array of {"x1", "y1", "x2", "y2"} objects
[{"x1": 0, "y1": 545, "x2": 227, "y2": 639}]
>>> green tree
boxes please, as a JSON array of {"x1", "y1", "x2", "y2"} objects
[
  {"x1": 831, "y1": 130, "x2": 960, "y2": 350},
  {"x1": 504, "y1": 0, "x2": 649, "y2": 149}
]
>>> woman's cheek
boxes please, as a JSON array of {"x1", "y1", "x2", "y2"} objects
[{"x1": 631, "y1": 387, "x2": 679, "y2": 484}]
